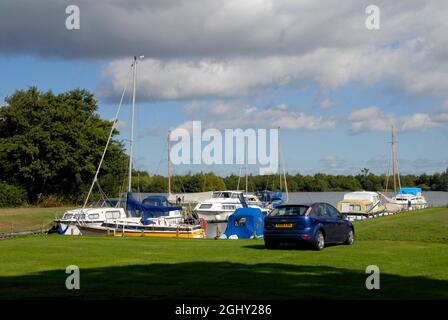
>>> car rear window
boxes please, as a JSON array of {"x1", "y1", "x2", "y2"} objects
[{"x1": 269, "y1": 206, "x2": 310, "y2": 217}]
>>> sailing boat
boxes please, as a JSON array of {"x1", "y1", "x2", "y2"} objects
[
  {"x1": 237, "y1": 137, "x2": 263, "y2": 207},
  {"x1": 193, "y1": 133, "x2": 273, "y2": 224},
  {"x1": 58, "y1": 56, "x2": 203, "y2": 237},
  {"x1": 379, "y1": 126, "x2": 428, "y2": 211},
  {"x1": 255, "y1": 127, "x2": 288, "y2": 210}
]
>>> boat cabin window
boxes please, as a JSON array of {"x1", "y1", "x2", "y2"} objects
[
  {"x1": 222, "y1": 205, "x2": 236, "y2": 210},
  {"x1": 269, "y1": 206, "x2": 309, "y2": 217},
  {"x1": 199, "y1": 204, "x2": 213, "y2": 209},
  {"x1": 212, "y1": 192, "x2": 222, "y2": 198},
  {"x1": 105, "y1": 211, "x2": 120, "y2": 219},
  {"x1": 63, "y1": 213, "x2": 73, "y2": 219},
  {"x1": 88, "y1": 214, "x2": 100, "y2": 220},
  {"x1": 212, "y1": 192, "x2": 240, "y2": 199},
  {"x1": 73, "y1": 214, "x2": 85, "y2": 220}
]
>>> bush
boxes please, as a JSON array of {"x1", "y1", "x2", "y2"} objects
[
  {"x1": 37, "y1": 194, "x2": 66, "y2": 207},
  {"x1": 0, "y1": 182, "x2": 27, "y2": 207}
]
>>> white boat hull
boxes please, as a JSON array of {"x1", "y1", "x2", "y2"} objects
[
  {"x1": 57, "y1": 221, "x2": 104, "y2": 236},
  {"x1": 196, "y1": 210, "x2": 234, "y2": 222}
]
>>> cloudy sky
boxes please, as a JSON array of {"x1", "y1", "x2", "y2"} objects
[{"x1": 1, "y1": 0, "x2": 447, "y2": 176}]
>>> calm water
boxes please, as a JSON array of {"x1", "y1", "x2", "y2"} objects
[{"x1": 287, "y1": 191, "x2": 448, "y2": 207}]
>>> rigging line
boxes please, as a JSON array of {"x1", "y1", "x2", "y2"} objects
[
  {"x1": 117, "y1": 147, "x2": 129, "y2": 203},
  {"x1": 237, "y1": 165, "x2": 243, "y2": 191},
  {"x1": 385, "y1": 147, "x2": 392, "y2": 193},
  {"x1": 153, "y1": 135, "x2": 168, "y2": 176},
  {"x1": 171, "y1": 167, "x2": 194, "y2": 210},
  {"x1": 171, "y1": 167, "x2": 188, "y2": 194},
  {"x1": 96, "y1": 180, "x2": 112, "y2": 204},
  {"x1": 83, "y1": 63, "x2": 133, "y2": 208},
  {"x1": 395, "y1": 140, "x2": 402, "y2": 192},
  {"x1": 278, "y1": 132, "x2": 289, "y2": 201}
]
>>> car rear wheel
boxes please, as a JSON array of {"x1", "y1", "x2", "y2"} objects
[
  {"x1": 344, "y1": 229, "x2": 354, "y2": 245},
  {"x1": 314, "y1": 231, "x2": 325, "y2": 250},
  {"x1": 265, "y1": 239, "x2": 279, "y2": 249}
]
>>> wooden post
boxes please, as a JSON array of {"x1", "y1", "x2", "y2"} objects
[{"x1": 216, "y1": 225, "x2": 220, "y2": 238}]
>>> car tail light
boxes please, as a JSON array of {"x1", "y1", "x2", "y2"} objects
[{"x1": 301, "y1": 235, "x2": 311, "y2": 240}]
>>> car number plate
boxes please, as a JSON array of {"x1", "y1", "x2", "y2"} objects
[{"x1": 275, "y1": 223, "x2": 293, "y2": 228}]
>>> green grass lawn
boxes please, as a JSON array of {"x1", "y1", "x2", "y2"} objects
[
  {"x1": 0, "y1": 207, "x2": 447, "y2": 299},
  {"x1": 0, "y1": 207, "x2": 73, "y2": 233}
]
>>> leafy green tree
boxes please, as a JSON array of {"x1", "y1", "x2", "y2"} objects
[
  {"x1": 0, "y1": 87, "x2": 127, "y2": 203},
  {"x1": 0, "y1": 182, "x2": 27, "y2": 207}
]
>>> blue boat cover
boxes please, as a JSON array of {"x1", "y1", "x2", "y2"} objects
[
  {"x1": 397, "y1": 187, "x2": 422, "y2": 196},
  {"x1": 142, "y1": 195, "x2": 171, "y2": 207},
  {"x1": 224, "y1": 207, "x2": 264, "y2": 239},
  {"x1": 126, "y1": 193, "x2": 182, "y2": 220},
  {"x1": 272, "y1": 191, "x2": 283, "y2": 201}
]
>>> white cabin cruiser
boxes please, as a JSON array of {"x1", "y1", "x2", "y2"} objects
[
  {"x1": 194, "y1": 191, "x2": 265, "y2": 222},
  {"x1": 55, "y1": 206, "x2": 127, "y2": 235},
  {"x1": 393, "y1": 188, "x2": 428, "y2": 210},
  {"x1": 337, "y1": 191, "x2": 386, "y2": 218},
  {"x1": 243, "y1": 193, "x2": 263, "y2": 207},
  {"x1": 55, "y1": 195, "x2": 185, "y2": 236}
]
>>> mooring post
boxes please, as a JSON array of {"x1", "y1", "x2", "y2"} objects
[{"x1": 216, "y1": 225, "x2": 220, "y2": 238}]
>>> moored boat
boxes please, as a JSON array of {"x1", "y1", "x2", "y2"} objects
[
  {"x1": 55, "y1": 199, "x2": 127, "y2": 235},
  {"x1": 243, "y1": 193, "x2": 263, "y2": 207},
  {"x1": 337, "y1": 191, "x2": 386, "y2": 218},
  {"x1": 78, "y1": 220, "x2": 205, "y2": 238},
  {"x1": 78, "y1": 193, "x2": 204, "y2": 238},
  {"x1": 393, "y1": 187, "x2": 428, "y2": 210},
  {"x1": 193, "y1": 190, "x2": 267, "y2": 223}
]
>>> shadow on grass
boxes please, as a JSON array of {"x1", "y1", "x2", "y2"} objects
[
  {"x1": 243, "y1": 242, "x2": 342, "y2": 250},
  {"x1": 1, "y1": 262, "x2": 447, "y2": 300}
]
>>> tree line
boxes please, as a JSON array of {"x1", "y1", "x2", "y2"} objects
[
  {"x1": 1, "y1": 88, "x2": 447, "y2": 207},
  {"x1": 132, "y1": 170, "x2": 448, "y2": 195}
]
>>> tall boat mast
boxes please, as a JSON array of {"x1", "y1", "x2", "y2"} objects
[
  {"x1": 277, "y1": 127, "x2": 289, "y2": 201},
  {"x1": 128, "y1": 56, "x2": 138, "y2": 193},
  {"x1": 168, "y1": 130, "x2": 171, "y2": 196},
  {"x1": 245, "y1": 136, "x2": 248, "y2": 194},
  {"x1": 392, "y1": 126, "x2": 397, "y2": 193},
  {"x1": 278, "y1": 127, "x2": 282, "y2": 191},
  {"x1": 385, "y1": 126, "x2": 402, "y2": 194}
]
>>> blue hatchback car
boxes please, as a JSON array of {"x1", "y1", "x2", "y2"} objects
[{"x1": 264, "y1": 203, "x2": 355, "y2": 250}]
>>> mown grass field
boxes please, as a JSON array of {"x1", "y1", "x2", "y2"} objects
[
  {"x1": 0, "y1": 207, "x2": 74, "y2": 234},
  {"x1": 0, "y1": 207, "x2": 447, "y2": 300}
]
